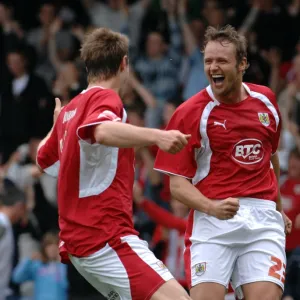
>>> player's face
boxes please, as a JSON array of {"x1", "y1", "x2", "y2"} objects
[{"x1": 204, "y1": 41, "x2": 245, "y2": 98}]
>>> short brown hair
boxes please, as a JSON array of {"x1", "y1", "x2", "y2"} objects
[
  {"x1": 80, "y1": 28, "x2": 129, "y2": 82},
  {"x1": 203, "y1": 25, "x2": 248, "y2": 65},
  {"x1": 41, "y1": 232, "x2": 59, "y2": 263}
]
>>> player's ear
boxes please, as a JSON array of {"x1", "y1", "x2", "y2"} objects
[
  {"x1": 120, "y1": 55, "x2": 129, "y2": 72},
  {"x1": 239, "y1": 57, "x2": 248, "y2": 73}
]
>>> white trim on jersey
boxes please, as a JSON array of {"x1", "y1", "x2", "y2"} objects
[
  {"x1": 192, "y1": 99, "x2": 219, "y2": 185},
  {"x1": 206, "y1": 85, "x2": 218, "y2": 102},
  {"x1": 153, "y1": 168, "x2": 193, "y2": 180},
  {"x1": 44, "y1": 160, "x2": 60, "y2": 177},
  {"x1": 81, "y1": 86, "x2": 106, "y2": 94},
  {"x1": 77, "y1": 109, "x2": 127, "y2": 198}
]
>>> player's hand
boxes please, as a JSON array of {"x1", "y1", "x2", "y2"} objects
[
  {"x1": 53, "y1": 97, "x2": 62, "y2": 124},
  {"x1": 157, "y1": 130, "x2": 191, "y2": 154},
  {"x1": 209, "y1": 198, "x2": 239, "y2": 220},
  {"x1": 281, "y1": 211, "x2": 292, "y2": 235}
]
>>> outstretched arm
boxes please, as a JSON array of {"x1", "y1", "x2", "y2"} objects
[{"x1": 94, "y1": 122, "x2": 190, "y2": 154}]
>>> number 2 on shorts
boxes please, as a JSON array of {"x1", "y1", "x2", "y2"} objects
[{"x1": 268, "y1": 256, "x2": 286, "y2": 283}]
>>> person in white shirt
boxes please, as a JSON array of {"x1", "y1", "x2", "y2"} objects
[{"x1": 0, "y1": 179, "x2": 26, "y2": 300}]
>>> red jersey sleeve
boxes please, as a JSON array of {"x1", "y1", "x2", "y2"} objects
[
  {"x1": 77, "y1": 89, "x2": 123, "y2": 143},
  {"x1": 36, "y1": 124, "x2": 59, "y2": 177},
  {"x1": 154, "y1": 105, "x2": 201, "y2": 179}
]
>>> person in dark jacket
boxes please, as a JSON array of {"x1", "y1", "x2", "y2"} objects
[{"x1": 0, "y1": 48, "x2": 54, "y2": 163}]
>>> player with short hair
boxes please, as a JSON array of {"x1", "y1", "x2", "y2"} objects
[
  {"x1": 36, "y1": 28, "x2": 191, "y2": 300},
  {"x1": 154, "y1": 25, "x2": 292, "y2": 300}
]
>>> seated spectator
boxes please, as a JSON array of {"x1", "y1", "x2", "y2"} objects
[{"x1": 12, "y1": 232, "x2": 68, "y2": 300}]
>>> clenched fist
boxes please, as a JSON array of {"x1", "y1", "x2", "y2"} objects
[
  {"x1": 156, "y1": 130, "x2": 191, "y2": 154},
  {"x1": 208, "y1": 198, "x2": 239, "y2": 220}
]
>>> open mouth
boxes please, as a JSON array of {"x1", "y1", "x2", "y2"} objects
[{"x1": 211, "y1": 75, "x2": 225, "y2": 85}]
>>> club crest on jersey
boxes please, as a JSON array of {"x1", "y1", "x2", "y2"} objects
[
  {"x1": 195, "y1": 262, "x2": 207, "y2": 276},
  {"x1": 258, "y1": 113, "x2": 270, "y2": 127},
  {"x1": 156, "y1": 261, "x2": 167, "y2": 269}
]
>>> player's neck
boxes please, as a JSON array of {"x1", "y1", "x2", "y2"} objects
[
  {"x1": 88, "y1": 77, "x2": 120, "y2": 93},
  {"x1": 216, "y1": 82, "x2": 248, "y2": 105}
]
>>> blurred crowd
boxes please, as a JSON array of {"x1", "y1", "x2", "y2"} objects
[{"x1": 0, "y1": 0, "x2": 300, "y2": 299}]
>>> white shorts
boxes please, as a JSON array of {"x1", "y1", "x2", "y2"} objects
[
  {"x1": 184, "y1": 198, "x2": 286, "y2": 299},
  {"x1": 69, "y1": 235, "x2": 173, "y2": 300}
]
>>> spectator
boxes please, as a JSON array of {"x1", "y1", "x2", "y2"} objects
[
  {"x1": 26, "y1": 2, "x2": 57, "y2": 86},
  {"x1": 281, "y1": 148, "x2": 300, "y2": 257},
  {"x1": 0, "y1": 1, "x2": 24, "y2": 85},
  {"x1": 0, "y1": 179, "x2": 26, "y2": 300},
  {"x1": 82, "y1": 0, "x2": 150, "y2": 57},
  {"x1": 0, "y1": 49, "x2": 53, "y2": 164},
  {"x1": 279, "y1": 54, "x2": 300, "y2": 154},
  {"x1": 12, "y1": 232, "x2": 68, "y2": 300},
  {"x1": 52, "y1": 61, "x2": 86, "y2": 105},
  {"x1": 134, "y1": 0, "x2": 182, "y2": 127},
  {"x1": 178, "y1": 0, "x2": 208, "y2": 100},
  {"x1": 48, "y1": 18, "x2": 79, "y2": 74},
  {"x1": 0, "y1": 1, "x2": 24, "y2": 53},
  {"x1": 125, "y1": 70, "x2": 157, "y2": 127}
]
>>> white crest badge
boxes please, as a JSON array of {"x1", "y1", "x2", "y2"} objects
[{"x1": 258, "y1": 113, "x2": 270, "y2": 127}]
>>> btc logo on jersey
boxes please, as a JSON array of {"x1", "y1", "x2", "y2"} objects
[{"x1": 232, "y1": 139, "x2": 264, "y2": 165}]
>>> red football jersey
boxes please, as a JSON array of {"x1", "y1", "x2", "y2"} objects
[
  {"x1": 37, "y1": 87, "x2": 137, "y2": 257},
  {"x1": 281, "y1": 177, "x2": 300, "y2": 250},
  {"x1": 154, "y1": 83, "x2": 281, "y2": 202}
]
